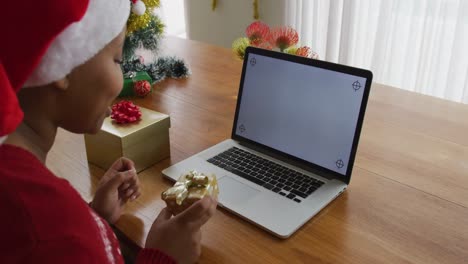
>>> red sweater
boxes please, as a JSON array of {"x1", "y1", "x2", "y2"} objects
[{"x1": 0, "y1": 144, "x2": 175, "y2": 264}]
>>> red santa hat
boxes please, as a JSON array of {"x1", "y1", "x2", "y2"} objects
[{"x1": 0, "y1": 0, "x2": 130, "y2": 143}]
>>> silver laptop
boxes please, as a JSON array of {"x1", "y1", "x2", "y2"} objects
[{"x1": 163, "y1": 46, "x2": 372, "y2": 238}]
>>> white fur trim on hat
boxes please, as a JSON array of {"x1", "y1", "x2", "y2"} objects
[{"x1": 24, "y1": 0, "x2": 130, "y2": 87}]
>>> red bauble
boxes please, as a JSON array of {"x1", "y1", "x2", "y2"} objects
[
  {"x1": 133, "y1": 80, "x2": 151, "y2": 97},
  {"x1": 111, "y1": 100, "x2": 142, "y2": 124}
]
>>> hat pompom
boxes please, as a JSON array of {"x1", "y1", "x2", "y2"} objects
[{"x1": 132, "y1": 0, "x2": 146, "y2": 16}]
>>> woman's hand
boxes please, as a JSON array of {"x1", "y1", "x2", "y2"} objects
[
  {"x1": 145, "y1": 197, "x2": 217, "y2": 264},
  {"x1": 91, "y1": 157, "x2": 141, "y2": 224}
]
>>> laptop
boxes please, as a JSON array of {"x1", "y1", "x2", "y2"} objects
[{"x1": 162, "y1": 46, "x2": 372, "y2": 238}]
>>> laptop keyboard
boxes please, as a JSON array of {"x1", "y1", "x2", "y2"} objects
[{"x1": 207, "y1": 147, "x2": 325, "y2": 203}]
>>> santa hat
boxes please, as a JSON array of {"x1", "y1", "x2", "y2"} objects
[{"x1": 0, "y1": 0, "x2": 130, "y2": 143}]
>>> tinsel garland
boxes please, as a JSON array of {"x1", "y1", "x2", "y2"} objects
[
  {"x1": 123, "y1": 17, "x2": 164, "y2": 61},
  {"x1": 122, "y1": 57, "x2": 191, "y2": 84}
]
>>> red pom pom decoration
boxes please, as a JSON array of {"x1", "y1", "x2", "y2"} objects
[
  {"x1": 133, "y1": 80, "x2": 151, "y2": 97},
  {"x1": 111, "y1": 100, "x2": 142, "y2": 124}
]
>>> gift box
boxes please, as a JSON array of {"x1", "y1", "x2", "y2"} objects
[
  {"x1": 84, "y1": 106, "x2": 170, "y2": 172},
  {"x1": 162, "y1": 170, "x2": 219, "y2": 215},
  {"x1": 118, "y1": 71, "x2": 152, "y2": 97}
]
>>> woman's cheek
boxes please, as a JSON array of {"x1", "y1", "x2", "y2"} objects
[{"x1": 110, "y1": 65, "x2": 124, "y2": 98}]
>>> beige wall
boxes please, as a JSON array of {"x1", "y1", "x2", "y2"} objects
[{"x1": 185, "y1": 0, "x2": 287, "y2": 48}]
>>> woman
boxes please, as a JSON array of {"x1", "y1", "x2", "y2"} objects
[{"x1": 0, "y1": 0, "x2": 217, "y2": 263}]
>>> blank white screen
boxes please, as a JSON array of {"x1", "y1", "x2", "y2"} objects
[{"x1": 235, "y1": 53, "x2": 367, "y2": 175}]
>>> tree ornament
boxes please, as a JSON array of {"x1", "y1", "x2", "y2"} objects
[
  {"x1": 211, "y1": 1, "x2": 259, "y2": 19},
  {"x1": 133, "y1": 80, "x2": 151, "y2": 97},
  {"x1": 212, "y1": 0, "x2": 217, "y2": 11},
  {"x1": 253, "y1": 0, "x2": 259, "y2": 19},
  {"x1": 132, "y1": 0, "x2": 146, "y2": 16}
]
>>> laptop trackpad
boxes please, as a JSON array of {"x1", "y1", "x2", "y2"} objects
[{"x1": 218, "y1": 176, "x2": 260, "y2": 206}]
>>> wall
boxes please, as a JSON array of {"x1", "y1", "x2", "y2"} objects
[{"x1": 184, "y1": 0, "x2": 287, "y2": 48}]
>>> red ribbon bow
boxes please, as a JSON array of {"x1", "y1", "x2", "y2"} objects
[{"x1": 111, "y1": 100, "x2": 142, "y2": 124}]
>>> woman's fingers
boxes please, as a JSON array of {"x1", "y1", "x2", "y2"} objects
[
  {"x1": 175, "y1": 197, "x2": 217, "y2": 229},
  {"x1": 109, "y1": 157, "x2": 135, "y2": 172}
]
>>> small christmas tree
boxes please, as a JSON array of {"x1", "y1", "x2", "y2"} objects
[{"x1": 121, "y1": 0, "x2": 190, "y2": 94}]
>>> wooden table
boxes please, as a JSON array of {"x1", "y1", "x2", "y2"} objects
[{"x1": 48, "y1": 36, "x2": 468, "y2": 263}]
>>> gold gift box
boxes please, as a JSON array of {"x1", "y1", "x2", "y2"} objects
[{"x1": 84, "y1": 107, "x2": 170, "y2": 172}]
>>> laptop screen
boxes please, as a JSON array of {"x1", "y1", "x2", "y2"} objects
[{"x1": 234, "y1": 51, "x2": 370, "y2": 176}]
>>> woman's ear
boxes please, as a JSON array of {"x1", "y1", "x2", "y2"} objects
[{"x1": 52, "y1": 76, "x2": 70, "y2": 91}]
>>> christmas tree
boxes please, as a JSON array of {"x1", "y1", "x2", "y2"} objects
[{"x1": 121, "y1": 0, "x2": 190, "y2": 95}]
